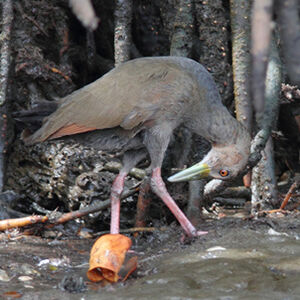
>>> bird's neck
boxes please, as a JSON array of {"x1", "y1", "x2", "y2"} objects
[{"x1": 195, "y1": 103, "x2": 250, "y2": 149}]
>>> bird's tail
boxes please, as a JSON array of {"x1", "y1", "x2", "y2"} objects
[{"x1": 12, "y1": 100, "x2": 58, "y2": 144}]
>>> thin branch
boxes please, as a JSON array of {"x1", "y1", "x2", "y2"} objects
[
  {"x1": 263, "y1": 177, "x2": 300, "y2": 213},
  {"x1": 276, "y1": 0, "x2": 300, "y2": 86},
  {"x1": 0, "y1": 215, "x2": 49, "y2": 231},
  {"x1": 251, "y1": 36, "x2": 282, "y2": 213},
  {"x1": 170, "y1": 0, "x2": 194, "y2": 57},
  {"x1": 280, "y1": 180, "x2": 300, "y2": 210},
  {"x1": 230, "y1": 0, "x2": 252, "y2": 131},
  {"x1": 0, "y1": 0, "x2": 13, "y2": 106},
  {"x1": 114, "y1": 0, "x2": 133, "y2": 66},
  {"x1": 249, "y1": 37, "x2": 282, "y2": 164},
  {"x1": 251, "y1": 138, "x2": 277, "y2": 211},
  {"x1": 251, "y1": 0, "x2": 274, "y2": 125},
  {"x1": 230, "y1": 0, "x2": 253, "y2": 187},
  {"x1": 0, "y1": 0, "x2": 13, "y2": 192},
  {"x1": 186, "y1": 180, "x2": 205, "y2": 225},
  {"x1": 104, "y1": 161, "x2": 146, "y2": 180}
]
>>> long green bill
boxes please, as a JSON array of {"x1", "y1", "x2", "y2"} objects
[{"x1": 168, "y1": 163, "x2": 211, "y2": 182}]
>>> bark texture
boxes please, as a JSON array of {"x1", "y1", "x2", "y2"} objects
[
  {"x1": 251, "y1": 0, "x2": 274, "y2": 124},
  {"x1": 251, "y1": 38, "x2": 282, "y2": 213},
  {"x1": 0, "y1": 0, "x2": 14, "y2": 192},
  {"x1": 170, "y1": 0, "x2": 194, "y2": 57},
  {"x1": 277, "y1": 0, "x2": 300, "y2": 86},
  {"x1": 194, "y1": 0, "x2": 233, "y2": 106},
  {"x1": 230, "y1": 0, "x2": 252, "y2": 131},
  {"x1": 114, "y1": 0, "x2": 133, "y2": 65}
]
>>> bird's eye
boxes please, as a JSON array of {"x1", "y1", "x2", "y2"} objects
[{"x1": 219, "y1": 169, "x2": 229, "y2": 177}]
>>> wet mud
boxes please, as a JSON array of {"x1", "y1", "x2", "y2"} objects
[{"x1": 1, "y1": 212, "x2": 300, "y2": 299}]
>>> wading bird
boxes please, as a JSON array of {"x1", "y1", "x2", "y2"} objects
[{"x1": 18, "y1": 57, "x2": 251, "y2": 238}]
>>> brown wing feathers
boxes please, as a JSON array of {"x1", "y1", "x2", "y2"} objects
[{"x1": 47, "y1": 123, "x2": 98, "y2": 140}]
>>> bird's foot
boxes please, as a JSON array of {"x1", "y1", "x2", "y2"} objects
[
  {"x1": 180, "y1": 230, "x2": 208, "y2": 244},
  {"x1": 196, "y1": 230, "x2": 209, "y2": 236}
]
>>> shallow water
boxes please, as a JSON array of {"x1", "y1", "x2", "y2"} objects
[{"x1": 103, "y1": 227, "x2": 300, "y2": 300}]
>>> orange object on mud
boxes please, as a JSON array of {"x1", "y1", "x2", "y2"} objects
[{"x1": 87, "y1": 233, "x2": 132, "y2": 282}]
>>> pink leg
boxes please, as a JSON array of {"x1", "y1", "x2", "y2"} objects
[
  {"x1": 150, "y1": 167, "x2": 207, "y2": 238},
  {"x1": 110, "y1": 171, "x2": 127, "y2": 234}
]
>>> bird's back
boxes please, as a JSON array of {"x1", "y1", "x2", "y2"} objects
[{"x1": 23, "y1": 57, "x2": 219, "y2": 145}]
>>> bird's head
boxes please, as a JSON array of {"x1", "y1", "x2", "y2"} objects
[{"x1": 168, "y1": 143, "x2": 250, "y2": 182}]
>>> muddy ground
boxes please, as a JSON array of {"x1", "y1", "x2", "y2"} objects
[{"x1": 1, "y1": 208, "x2": 300, "y2": 300}]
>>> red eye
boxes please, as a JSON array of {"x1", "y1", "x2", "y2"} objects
[{"x1": 219, "y1": 169, "x2": 229, "y2": 177}]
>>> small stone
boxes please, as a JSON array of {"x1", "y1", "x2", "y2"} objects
[
  {"x1": 24, "y1": 285, "x2": 34, "y2": 289},
  {"x1": 19, "y1": 263, "x2": 40, "y2": 276},
  {"x1": 18, "y1": 276, "x2": 33, "y2": 282},
  {"x1": 285, "y1": 92, "x2": 292, "y2": 99},
  {"x1": 206, "y1": 246, "x2": 226, "y2": 252},
  {"x1": 268, "y1": 228, "x2": 288, "y2": 236},
  {"x1": 0, "y1": 269, "x2": 10, "y2": 282}
]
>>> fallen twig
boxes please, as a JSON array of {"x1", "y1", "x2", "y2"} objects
[
  {"x1": 104, "y1": 161, "x2": 146, "y2": 180},
  {"x1": 0, "y1": 187, "x2": 138, "y2": 231},
  {"x1": 280, "y1": 179, "x2": 300, "y2": 210},
  {"x1": 262, "y1": 178, "x2": 300, "y2": 214},
  {"x1": 0, "y1": 215, "x2": 48, "y2": 231},
  {"x1": 44, "y1": 65, "x2": 72, "y2": 83}
]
